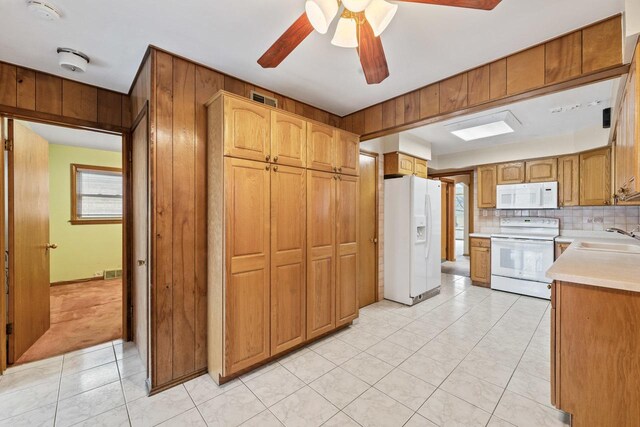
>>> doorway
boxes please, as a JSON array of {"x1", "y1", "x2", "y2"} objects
[
  {"x1": 358, "y1": 151, "x2": 378, "y2": 308},
  {"x1": 4, "y1": 119, "x2": 125, "y2": 365}
]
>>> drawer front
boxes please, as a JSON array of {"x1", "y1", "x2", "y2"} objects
[{"x1": 471, "y1": 237, "x2": 491, "y2": 248}]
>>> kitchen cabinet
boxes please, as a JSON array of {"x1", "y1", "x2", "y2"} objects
[
  {"x1": 207, "y1": 91, "x2": 359, "y2": 382},
  {"x1": 414, "y1": 158, "x2": 428, "y2": 178},
  {"x1": 558, "y1": 155, "x2": 580, "y2": 207},
  {"x1": 477, "y1": 165, "x2": 497, "y2": 208},
  {"x1": 384, "y1": 152, "x2": 415, "y2": 176},
  {"x1": 580, "y1": 147, "x2": 611, "y2": 206},
  {"x1": 470, "y1": 237, "x2": 491, "y2": 287},
  {"x1": 525, "y1": 158, "x2": 557, "y2": 182},
  {"x1": 497, "y1": 162, "x2": 525, "y2": 184},
  {"x1": 551, "y1": 281, "x2": 640, "y2": 426},
  {"x1": 555, "y1": 242, "x2": 571, "y2": 259}
]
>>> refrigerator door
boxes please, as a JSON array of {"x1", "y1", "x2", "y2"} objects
[
  {"x1": 425, "y1": 180, "x2": 442, "y2": 291},
  {"x1": 410, "y1": 176, "x2": 428, "y2": 298}
]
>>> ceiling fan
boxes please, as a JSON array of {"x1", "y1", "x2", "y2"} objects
[{"x1": 258, "y1": 0, "x2": 502, "y2": 85}]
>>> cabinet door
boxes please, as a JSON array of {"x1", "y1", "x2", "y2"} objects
[
  {"x1": 307, "y1": 170, "x2": 336, "y2": 338},
  {"x1": 625, "y1": 62, "x2": 638, "y2": 196},
  {"x1": 384, "y1": 152, "x2": 414, "y2": 176},
  {"x1": 335, "y1": 130, "x2": 360, "y2": 175},
  {"x1": 307, "y1": 123, "x2": 335, "y2": 172},
  {"x1": 271, "y1": 165, "x2": 306, "y2": 355},
  {"x1": 497, "y1": 162, "x2": 525, "y2": 184},
  {"x1": 223, "y1": 96, "x2": 270, "y2": 162},
  {"x1": 470, "y1": 246, "x2": 491, "y2": 286},
  {"x1": 336, "y1": 175, "x2": 359, "y2": 327},
  {"x1": 477, "y1": 165, "x2": 497, "y2": 208},
  {"x1": 414, "y1": 158, "x2": 428, "y2": 178},
  {"x1": 271, "y1": 111, "x2": 306, "y2": 168},
  {"x1": 558, "y1": 155, "x2": 580, "y2": 207},
  {"x1": 224, "y1": 158, "x2": 270, "y2": 375},
  {"x1": 580, "y1": 148, "x2": 611, "y2": 206},
  {"x1": 526, "y1": 158, "x2": 557, "y2": 182},
  {"x1": 555, "y1": 243, "x2": 570, "y2": 259}
]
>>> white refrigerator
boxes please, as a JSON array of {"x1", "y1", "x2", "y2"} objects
[{"x1": 384, "y1": 176, "x2": 441, "y2": 306}]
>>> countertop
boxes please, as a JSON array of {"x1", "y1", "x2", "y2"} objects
[
  {"x1": 546, "y1": 236, "x2": 640, "y2": 293},
  {"x1": 469, "y1": 233, "x2": 492, "y2": 239}
]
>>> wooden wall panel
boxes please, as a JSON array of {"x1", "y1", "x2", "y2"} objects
[
  {"x1": 132, "y1": 56, "x2": 152, "y2": 121},
  {"x1": 583, "y1": 17, "x2": 623, "y2": 73},
  {"x1": 394, "y1": 97, "x2": 404, "y2": 125},
  {"x1": 489, "y1": 59, "x2": 507, "y2": 100},
  {"x1": 364, "y1": 104, "x2": 382, "y2": 134},
  {"x1": 506, "y1": 46, "x2": 545, "y2": 95},
  {"x1": 97, "y1": 89, "x2": 123, "y2": 127},
  {"x1": 382, "y1": 99, "x2": 396, "y2": 129},
  {"x1": 419, "y1": 84, "x2": 439, "y2": 118},
  {"x1": 546, "y1": 31, "x2": 582, "y2": 84},
  {"x1": 35, "y1": 73, "x2": 62, "y2": 115},
  {"x1": 16, "y1": 68, "x2": 36, "y2": 110},
  {"x1": 0, "y1": 63, "x2": 16, "y2": 107},
  {"x1": 468, "y1": 65, "x2": 490, "y2": 106},
  {"x1": 403, "y1": 91, "x2": 420, "y2": 123},
  {"x1": 62, "y1": 80, "x2": 98, "y2": 122},
  {"x1": 440, "y1": 74, "x2": 467, "y2": 113}
]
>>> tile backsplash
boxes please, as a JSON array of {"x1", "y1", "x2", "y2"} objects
[{"x1": 475, "y1": 206, "x2": 640, "y2": 233}]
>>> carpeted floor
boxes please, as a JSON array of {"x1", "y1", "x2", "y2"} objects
[{"x1": 15, "y1": 278, "x2": 122, "y2": 365}]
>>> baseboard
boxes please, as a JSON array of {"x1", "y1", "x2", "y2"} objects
[{"x1": 50, "y1": 277, "x2": 105, "y2": 286}]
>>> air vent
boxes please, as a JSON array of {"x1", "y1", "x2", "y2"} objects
[
  {"x1": 251, "y1": 91, "x2": 278, "y2": 108},
  {"x1": 103, "y1": 269, "x2": 123, "y2": 280}
]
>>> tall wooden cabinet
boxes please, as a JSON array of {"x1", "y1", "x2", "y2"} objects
[
  {"x1": 558, "y1": 155, "x2": 580, "y2": 207},
  {"x1": 207, "y1": 92, "x2": 360, "y2": 383},
  {"x1": 477, "y1": 165, "x2": 497, "y2": 208},
  {"x1": 580, "y1": 148, "x2": 611, "y2": 206}
]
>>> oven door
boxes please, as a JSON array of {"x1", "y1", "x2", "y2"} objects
[{"x1": 491, "y1": 237, "x2": 554, "y2": 283}]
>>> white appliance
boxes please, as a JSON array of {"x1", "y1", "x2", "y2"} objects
[
  {"x1": 491, "y1": 217, "x2": 559, "y2": 299},
  {"x1": 384, "y1": 176, "x2": 441, "y2": 305},
  {"x1": 496, "y1": 182, "x2": 558, "y2": 210}
]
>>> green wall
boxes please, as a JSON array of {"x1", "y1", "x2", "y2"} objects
[{"x1": 49, "y1": 144, "x2": 122, "y2": 283}]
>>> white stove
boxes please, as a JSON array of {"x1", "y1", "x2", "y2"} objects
[{"x1": 490, "y1": 218, "x2": 560, "y2": 299}]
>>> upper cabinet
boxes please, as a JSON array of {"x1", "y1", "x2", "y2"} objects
[
  {"x1": 580, "y1": 148, "x2": 611, "y2": 206},
  {"x1": 307, "y1": 123, "x2": 335, "y2": 172},
  {"x1": 383, "y1": 152, "x2": 428, "y2": 178},
  {"x1": 558, "y1": 155, "x2": 580, "y2": 207},
  {"x1": 497, "y1": 162, "x2": 525, "y2": 184},
  {"x1": 414, "y1": 158, "x2": 428, "y2": 179},
  {"x1": 271, "y1": 111, "x2": 306, "y2": 168},
  {"x1": 477, "y1": 165, "x2": 497, "y2": 208},
  {"x1": 526, "y1": 159, "x2": 558, "y2": 182},
  {"x1": 335, "y1": 130, "x2": 360, "y2": 176},
  {"x1": 223, "y1": 96, "x2": 271, "y2": 162}
]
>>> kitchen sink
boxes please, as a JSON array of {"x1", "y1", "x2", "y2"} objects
[{"x1": 575, "y1": 241, "x2": 640, "y2": 254}]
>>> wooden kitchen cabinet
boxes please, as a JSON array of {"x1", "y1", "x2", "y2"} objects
[
  {"x1": 306, "y1": 170, "x2": 336, "y2": 339},
  {"x1": 551, "y1": 281, "x2": 640, "y2": 426},
  {"x1": 555, "y1": 242, "x2": 571, "y2": 259},
  {"x1": 336, "y1": 174, "x2": 359, "y2": 327},
  {"x1": 384, "y1": 152, "x2": 415, "y2": 176},
  {"x1": 414, "y1": 158, "x2": 428, "y2": 178},
  {"x1": 558, "y1": 155, "x2": 580, "y2": 207},
  {"x1": 336, "y1": 130, "x2": 360, "y2": 176},
  {"x1": 223, "y1": 96, "x2": 271, "y2": 162},
  {"x1": 270, "y1": 165, "x2": 306, "y2": 355},
  {"x1": 525, "y1": 158, "x2": 557, "y2": 182},
  {"x1": 307, "y1": 122, "x2": 335, "y2": 172},
  {"x1": 470, "y1": 237, "x2": 491, "y2": 287},
  {"x1": 497, "y1": 162, "x2": 525, "y2": 184},
  {"x1": 270, "y1": 111, "x2": 306, "y2": 168},
  {"x1": 477, "y1": 165, "x2": 497, "y2": 208},
  {"x1": 580, "y1": 147, "x2": 611, "y2": 206}
]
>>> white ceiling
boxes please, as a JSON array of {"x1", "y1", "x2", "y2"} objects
[
  {"x1": 0, "y1": 0, "x2": 624, "y2": 115},
  {"x1": 406, "y1": 77, "x2": 621, "y2": 156},
  {"x1": 20, "y1": 121, "x2": 122, "y2": 152}
]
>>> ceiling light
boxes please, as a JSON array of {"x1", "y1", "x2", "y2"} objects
[
  {"x1": 342, "y1": 0, "x2": 373, "y2": 12},
  {"x1": 446, "y1": 111, "x2": 521, "y2": 141},
  {"x1": 332, "y1": 15, "x2": 358, "y2": 48},
  {"x1": 27, "y1": 0, "x2": 61, "y2": 20},
  {"x1": 57, "y1": 48, "x2": 90, "y2": 73},
  {"x1": 365, "y1": 0, "x2": 398, "y2": 36},
  {"x1": 305, "y1": 0, "x2": 339, "y2": 34}
]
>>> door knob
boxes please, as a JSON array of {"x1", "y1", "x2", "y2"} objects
[
  {"x1": 370, "y1": 237, "x2": 378, "y2": 244},
  {"x1": 137, "y1": 260, "x2": 146, "y2": 266},
  {"x1": 46, "y1": 243, "x2": 58, "y2": 250}
]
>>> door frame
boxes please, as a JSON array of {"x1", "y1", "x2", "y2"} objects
[
  {"x1": 359, "y1": 150, "x2": 379, "y2": 305},
  {"x1": 0, "y1": 113, "x2": 132, "y2": 373},
  {"x1": 439, "y1": 178, "x2": 456, "y2": 262}
]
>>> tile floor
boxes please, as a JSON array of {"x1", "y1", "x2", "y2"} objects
[{"x1": 0, "y1": 273, "x2": 570, "y2": 427}]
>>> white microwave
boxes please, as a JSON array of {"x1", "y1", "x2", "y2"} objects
[{"x1": 496, "y1": 182, "x2": 558, "y2": 210}]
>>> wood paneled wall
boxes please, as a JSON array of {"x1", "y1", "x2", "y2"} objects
[
  {"x1": 341, "y1": 15, "x2": 624, "y2": 138},
  {"x1": 0, "y1": 61, "x2": 130, "y2": 132}
]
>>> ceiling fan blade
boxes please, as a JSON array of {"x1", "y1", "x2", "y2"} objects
[
  {"x1": 258, "y1": 13, "x2": 314, "y2": 68},
  {"x1": 394, "y1": 0, "x2": 502, "y2": 10},
  {"x1": 357, "y1": 19, "x2": 389, "y2": 85}
]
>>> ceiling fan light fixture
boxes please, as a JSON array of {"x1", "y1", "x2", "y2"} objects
[
  {"x1": 305, "y1": 0, "x2": 339, "y2": 34},
  {"x1": 341, "y1": 0, "x2": 373, "y2": 13},
  {"x1": 365, "y1": 0, "x2": 398, "y2": 36},
  {"x1": 331, "y1": 16, "x2": 358, "y2": 48}
]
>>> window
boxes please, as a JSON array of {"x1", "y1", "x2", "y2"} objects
[{"x1": 71, "y1": 164, "x2": 123, "y2": 224}]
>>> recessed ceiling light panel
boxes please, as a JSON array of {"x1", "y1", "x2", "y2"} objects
[
  {"x1": 445, "y1": 111, "x2": 521, "y2": 142},
  {"x1": 27, "y1": 0, "x2": 61, "y2": 20}
]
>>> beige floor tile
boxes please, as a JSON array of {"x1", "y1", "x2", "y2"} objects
[
  {"x1": 322, "y1": 412, "x2": 360, "y2": 427},
  {"x1": 62, "y1": 348, "x2": 116, "y2": 376},
  {"x1": 198, "y1": 384, "x2": 266, "y2": 427},
  {"x1": 487, "y1": 416, "x2": 517, "y2": 426},
  {"x1": 270, "y1": 386, "x2": 338, "y2": 427},
  {"x1": 507, "y1": 369, "x2": 552, "y2": 408},
  {"x1": 366, "y1": 339, "x2": 414, "y2": 366},
  {"x1": 440, "y1": 369, "x2": 505, "y2": 413},
  {"x1": 73, "y1": 405, "x2": 130, "y2": 427},
  {"x1": 398, "y1": 353, "x2": 458, "y2": 387},
  {"x1": 0, "y1": 402, "x2": 56, "y2": 427},
  {"x1": 343, "y1": 387, "x2": 413, "y2": 427},
  {"x1": 418, "y1": 389, "x2": 491, "y2": 427},
  {"x1": 184, "y1": 374, "x2": 240, "y2": 405},
  {"x1": 310, "y1": 367, "x2": 369, "y2": 409},
  {"x1": 494, "y1": 390, "x2": 570, "y2": 427},
  {"x1": 121, "y1": 371, "x2": 149, "y2": 402},
  {"x1": 312, "y1": 339, "x2": 360, "y2": 365},
  {"x1": 240, "y1": 410, "x2": 283, "y2": 426},
  {"x1": 245, "y1": 366, "x2": 305, "y2": 407},
  {"x1": 374, "y1": 369, "x2": 436, "y2": 411},
  {"x1": 456, "y1": 353, "x2": 515, "y2": 388},
  {"x1": 58, "y1": 362, "x2": 120, "y2": 400},
  {"x1": 127, "y1": 385, "x2": 194, "y2": 427},
  {"x1": 56, "y1": 381, "x2": 125, "y2": 427},
  {"x1": 341, "y1": 352, "x2": 394, "y2": 385},
  {"x1": 404, "y1": 413, "x2": 438, "y2": 427},
  {"x1": 0, "y1": 362, "x2": 61, "y2": 396},
  {"x1": 116, "y1": 354, "x2": 146, "y2": 379},
  {"x1": 0, "y1": 380, "x2": 59, "y2": 421},
  {"x1": 384, "y1": 329, "x2": 430, "y2": 352},
  {"x1": 280, "y1": 351, "x2": 335, "y2": 383},
  {"x1": 156, "y1": 408, "x2": 206, "y2": 426},
  {"x1": 337, "y1": 329, "x2": 382, "y2": 351}
]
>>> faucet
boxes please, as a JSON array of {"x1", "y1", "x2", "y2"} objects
[{"x1": 606, "y1": 226, "x2": 640, "y2": 241}]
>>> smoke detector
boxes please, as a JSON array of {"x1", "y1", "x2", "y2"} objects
[
  {"x1": 27, "y1": 1, "x2": 61, "y2": 20},
  {"x1": 57, "y1": 48, "x2": 90, "y2": 73}
]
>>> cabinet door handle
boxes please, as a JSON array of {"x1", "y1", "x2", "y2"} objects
[
  {"x1": 273, "y1": 156, "x2": 279, "y2": 163},
  {"x1": 265, "y1": 154, "x2": 271, "y2": 161},
  {"x1": 265, "y1": 165, "x2": 270, "y2": 171},
  {"x1": 273, "y1": 165, "x2": 278, "y2": 172},
  {"x1": 338, "y1": 167, "x2": 342, "y2": 172}
]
